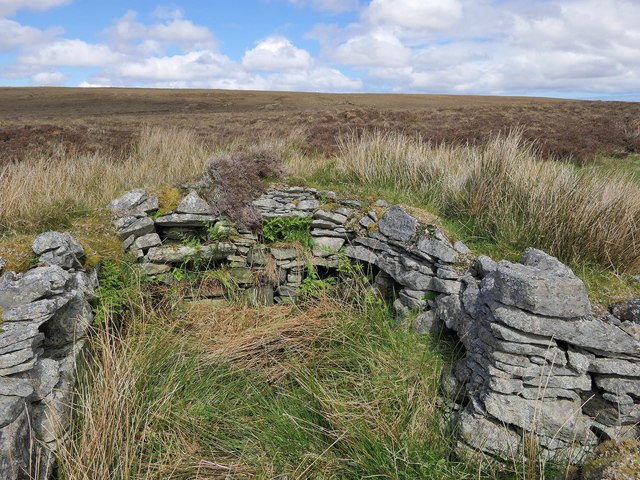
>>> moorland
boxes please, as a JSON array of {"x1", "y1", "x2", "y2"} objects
[{"x1": 1, "y1": 87, "x2": 640, "y2": 479}]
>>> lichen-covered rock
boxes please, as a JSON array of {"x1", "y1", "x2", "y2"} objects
[
  {"x1": 0, "y1": 267, "x2": 69, "y2": 311},
  {"x1": 32, "y1": 232, "x2": 86, "y2": 270},
  {"x1": 582, "y1": 439, "x2": 640, "y2": 480},
  {"x1": 610, "y1": 298, "x2": 640, "y2": 323},
  {"x1": 176, "y1": 190, "x2": 211, "y2": 215},
  {"x1": 492, "y1": 256, "x2": 591, "y2": 318},
  {"x1": 154, "y1": 213, "x2": 217, "y2": 227},
  {"x1": 107, "y1": 188, "x2": 158, "y2": 214},
  {"x1": 378, "y1": 206, "x2": 418, "y2": 242}
]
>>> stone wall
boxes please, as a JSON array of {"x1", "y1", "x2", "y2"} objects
[
  {"x1": 107, "y1": 184, "x2": 640, "y2": 463},
  {"x1": 3, "y1": 182, "x2": 633, "y2": 476},
  {"x1": 0, "y1": 233, "x2": 96, "y2": 479}
]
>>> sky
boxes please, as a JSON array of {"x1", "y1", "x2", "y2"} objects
[{"x1": 0, "y1": 0, "x2": 639, "y2": 100}]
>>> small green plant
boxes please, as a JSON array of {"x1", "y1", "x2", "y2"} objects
[
  {"x1": 205, "y1": 220, "x2": 232, "y2": 242},
  {"x1": 262, "y1": 216, "x2": 313, "y2": 249},
  {"x1": 94, "y1": 259, "x2": 133, "y2": 325},
  {"x1": 298, "y1": 264, "x2": 337, "y2": 298},
  {"x1": 177, "y1": 232, "x2": 204, "y2": 249}
]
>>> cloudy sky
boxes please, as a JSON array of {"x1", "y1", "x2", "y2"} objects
[{"x1": 0, "y1": 0, "x2": 639, "y2": 99}]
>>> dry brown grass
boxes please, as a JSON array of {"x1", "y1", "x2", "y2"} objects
[
  {"x1": 0, "y1": 126, "x2": 212, "y2": 233},
  {"x1": 182, "y1": 299, "x2": 339, "y2": 382},
  {"x1": 330, "y1": 129, "x2": 640, "y2": 272}
]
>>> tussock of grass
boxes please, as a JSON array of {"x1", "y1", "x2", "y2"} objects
[
  {"x1": 326, "y1": 129, "x2": 640, "y2": 273},
  {"x1": 0, "y1": 126, "x2": 211, "y2": 234}
]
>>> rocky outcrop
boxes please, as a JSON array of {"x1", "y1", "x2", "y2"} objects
[{"x1": 0, "y1": 232, "x2": 96, "y2": 479}]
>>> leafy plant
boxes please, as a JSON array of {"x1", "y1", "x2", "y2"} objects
[
  {"x1": 298, "y1": 264, "x2": 337, "y2": 299},
  {"x1": 94, "y1": 259, "x2": 133, "y2": 325},
  {"x1": 205, "y1": 220, "x2": 232, "y2": 242},
  {"x1": 262, "y1": 216, "x2": 313, "y2": 249}
]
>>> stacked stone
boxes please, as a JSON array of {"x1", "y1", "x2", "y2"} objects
[
  {"x1": 252, "y1": 186, "x2": 322, "y2": 218},
  {"x1": 439, "y1": 248, "x2": 640, "y2": 461},
  {"x1": 108, "y1": 188, "x2": 161, "y2": 262},
  {"x1": 344, "y1": 205, "x2": 469, "y2": 334},
  {"x1": 0, "y1": 232, "x2": 96, "y2": 479}
]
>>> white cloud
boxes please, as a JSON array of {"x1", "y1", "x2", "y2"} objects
[
  {"x1": 31, "y1": 70, "x2": 66, "y2": 85},
  {"x1": 0, "y1": 0, "x2": 70, "y2": 16},
  {"x1": 365, "y1": 0, "x2": 463, "y2": 32},
  {"x1": 315, "y1": 0, "x2": 640, "y2": 96},
  {"x1": 286, "y1": 0, "x2": 359, "y2": 14},
  {"x1": 19, "y1": 39, "x2": 121, "y2": 66},
  {"x1": 105, "y1": 10, "x2": 217, "y2": 55},
  {"x1": 333, "y1": 29, "x2": 410, "y2": 67},
  {"x1": 243, "y1": 36, "x2": 313, "y2": 71},
  {"x1": 0, "y1": 17, "x2": 62, "y2": 51}
]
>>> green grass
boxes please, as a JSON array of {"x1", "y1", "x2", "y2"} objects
[{"x1": 586, "y1": 153, "x2": 640, "y2": 184}]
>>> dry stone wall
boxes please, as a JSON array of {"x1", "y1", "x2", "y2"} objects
[
  {"x1": 106, "y1": 184, "x2": 640, "y2": 463},
  {"x1": 0, "y1": 233, "x2": 96, "y2": 479}
]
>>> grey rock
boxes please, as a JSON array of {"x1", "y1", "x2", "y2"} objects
[
  {"x1": 252, "y1": 197, "x2": 280, "y2": 209},
  {"x1": 378, "y1": 206, "x2": 418, "y2": 243},
  {"x1": 520, "y1": 248, "x2": 574, "y2": 277},
  {"x1": 318, "y1": 190, "x2": 337, "y2": 201},
  {"x1": 374, "y1": 199, "x2": 388, "y2": 207},
  {"x1": 0, "y1": 320, "x2": 49, "y2": 351},
  {"x1": 176, "y1": 190, "x2": 210, "y2": 215},
  {"x1": 0, "y1": 396, "x2": 23, "y2": 429},
  {"x1": 154, "y1": 213, "x2": 216, "y2": 227},
  {"x1": 398, "y1": 290, "x2": 427, "y2": 311},
  {"x1": 454, "y1": 241, "x2": 471, "y2": 255},
  {"x1": 312, "y1": 219, "x2": 337, "y2": 229},
  {"x1": 457, "y1": 410, "x2": 522, "y2": 460},
  {"x1": 610, "y1": 298, "x2": 640, "y2": 323},
  {"x1": 0, "y1": 408, "x2": 30, "y2": 478},
  {"x1": 270, "y1": 248, "x2": 298, "y2": 261},
  {"x1": 0, "y1": 257, "x2": 6, "y2": 275},
  {"x1": 417, "y1": 237, "x2": 457, "y2": 264},
  {"x1": 435, "y1": 294, "x2": 464, "y2": 331},
  {"x1": 436, "y1": 267, "x2": 459, "y2": 280},
  {"x1": 116, "y1": 216, "x2": 155, "y2": 240},
  {"x1": 489, "y1": 377, "x2": 523, "y2": 394},
  {"x1": 414, "y1": 311, "x2": 437, "y2": 334},
  {"x1": 278, "y1": 285, "x2": 297, "y2": 297},
  {"x1": 33, "y1": 231, "x2": 86, "y2": 270},
  {"x1": 229, "y1": 268, "x2": 254, "y2": 286},
  {"x1": 490, "y1": 302, "x2": 640, "y2": 355},
  {"x1": 0, "y1": 346, "x2": 39, "y2": 370},
  {"x1": 483, "y1": 392, "x2": 591, "y2": 444},
  {"x1": 108, "y1": 189, "x2": 158, "y2": 214},
  {"x1": 2, "y1": 297, "x2": 67, "y2": 322},
  {"x1": 70, "y1": 270, "x2": 99, "y2": 303},
  {"x1": 247, "y1": 248, "x2": 269, "y2": 266},
  {"x1": 334, "y1": 207, "x2": 352, "y2": 217},
  {"x1": 132, "y1": 233, "x2": 161, "y2": 252},
  {"x1": 0, "y1": 357, "x2": 38, "y2": 376},
  {"x1": 0, "y1": 378, "x2": 33, "y2": 398},
  {"x1": 40, "y1": 291, "x2": 93, "y2": 350},
  {"x1": 0, "y1": 334, "x2": 44, "y2": 356},
  {"x1": 377, "y1": 254, "x2": 433, "y2": 291},
  {"x1": 146, "y1": 243, "x2": 235, "y2": 264},
  {"x1": 492, "y1": 258, "x2": 591, "y2": 318},
  {"x1": 21, "y1": 358, "x2": 59, "y2": 401},
  {"x1": 140, "y1": 263, "x2": 172, "y2": 276},
  {"x1": 312, "y1": 237, "x2": 345, "y2": 258},
  {"x1": 589, "y1": 357, "x2": 640, "y2": 376},
  {"x1": 489, "y1": 320, "x2": 557, "y2": 346},
  {"x1": 354, "y1": 237, "x2": 398, "y2": 255},
  {"x1": 595, "y1": 375, "x2": 640, "y2": 398},
  {"x1": 519, "y1": 387, "x2": 581, "y2": 401},
  {"x1": 0, "y1": 266, "x2": 69, "y2": 310},
  {"x1": 522, "y1": 373, "x2": 592, "y2": 391},
  {"x1": 297, "y1": 199, "x2": 320, "y2": 210},
  {"x1": 471, "y1": 255, "x2": 497, "y2": 279},
  {"x1": 359, "y1": 216, "x2": 375, "y2": 228},
  {"x1": 311, "y1": 228, "x2": 354, "y2": 239},
  {"x1": 340, "y1": 199, "x2": 361, "y2": 209},
  {"x1": 313, "y1": 210, "x2": 347, "y2": 225},
  {"x1": 566, "y1": 349, "x2": 591, "y2": 374},
  {"x1": 430, "y1": 277, "x2": 461, "y2": 295}
]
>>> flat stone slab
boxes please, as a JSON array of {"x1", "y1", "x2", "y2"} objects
[
  {"x1": 492, "y1": 259, "x2": 591, "y2": 318},
  {"x1": 146, "y1": 243, "x2": 235, "y2": 264},
  {"x1": 417, "y1": 237, "x2": 457, "y2": 263},
  {"x1": 489, "y1": 302, "x2": 640, "y2": 355},
  {"x1": 154, "y1": 213, "x2": 217, "y2": 227}
]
